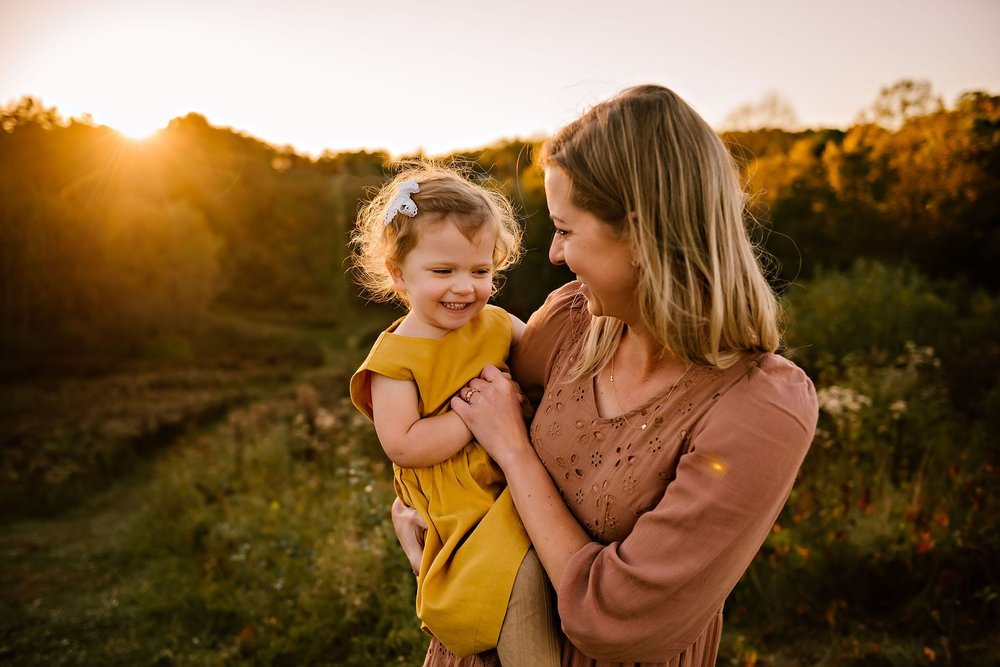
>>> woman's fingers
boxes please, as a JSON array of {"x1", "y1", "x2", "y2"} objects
[
  {"x1": 454, "y1": 366, "x2": 516, "y2": 407},
  {"x1": 480, "y1": 364, "x2": 513, "y2": 382}
]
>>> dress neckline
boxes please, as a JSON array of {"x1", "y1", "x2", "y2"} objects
[{"x1": 588, "y1": 364, "x2": 702, "y2": 424}]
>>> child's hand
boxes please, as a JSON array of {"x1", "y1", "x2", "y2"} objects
[{"x1": 391, "y1": 498, "x2": 427, "y2": 575}]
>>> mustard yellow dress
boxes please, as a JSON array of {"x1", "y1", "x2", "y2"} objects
[{"x1": 350, "y1": 305, "x2": 530, "y2": 657}]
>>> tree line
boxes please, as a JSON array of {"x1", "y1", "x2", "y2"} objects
[{"x1": 1, "y1": 83, "x2": 997, "y2": 364}]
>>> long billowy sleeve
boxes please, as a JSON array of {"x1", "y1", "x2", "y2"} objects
[{"x1": 557, "y1": 355, "x2": 818, "y2": 662}]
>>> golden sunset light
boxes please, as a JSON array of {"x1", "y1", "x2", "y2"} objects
[
  {"x1": 3, "y1": 0, "x2": 998, "y2": 155},
  {"x1": 3, "y1": 1, "x2": 1000, "y2": 664}
]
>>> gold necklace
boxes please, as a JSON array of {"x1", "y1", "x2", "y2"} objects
[{"x1": 608, "y1": 354, "x2": 693, "y2": 430}]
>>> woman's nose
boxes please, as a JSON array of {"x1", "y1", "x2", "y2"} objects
[
  {"x1": 452, "y1": 276, "x2": 474, "y2": 293},
  {"x1": 548, "y1": 235, "x2": 565, "y2": 265}
]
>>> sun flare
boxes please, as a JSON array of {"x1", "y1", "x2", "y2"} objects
[{"x1": 110, "y1": 116, "x2": 163, "y2": 142}]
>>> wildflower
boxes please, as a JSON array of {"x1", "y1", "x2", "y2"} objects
[
  {"x1": 816, "y1": 385, "x2": 872, "y2": 416},
  {"x1": 314, "y1": 407, "x2": 337, "y2": 434}
]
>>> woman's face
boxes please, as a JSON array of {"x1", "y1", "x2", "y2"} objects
[{"x1": 544, "y1": 167, "x2": 638, "y2": 321}]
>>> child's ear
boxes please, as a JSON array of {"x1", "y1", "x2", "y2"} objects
[{"x1": 387, "y1": 260, "x2": 405, "y2": 292}]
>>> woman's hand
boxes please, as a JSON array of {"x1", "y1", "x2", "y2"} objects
[
  {"x1": 450, "y1": 365, "x2": 533, "y2": 470},
  {"x1": 391, "y1": 497, "x2": 426, "y2": 575}
]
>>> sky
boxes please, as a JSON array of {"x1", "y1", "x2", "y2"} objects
[{"x1": 2, "y1": 0, "x2": 999, "y2": 156}]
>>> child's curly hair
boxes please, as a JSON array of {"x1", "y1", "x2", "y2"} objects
[{"x1": 350, "y1": 161, "x2": 523, "y2": 306}]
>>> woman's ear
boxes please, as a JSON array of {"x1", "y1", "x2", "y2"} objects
[{"x1": 387, "y1": 260, "x2": 406, "y2": 293}]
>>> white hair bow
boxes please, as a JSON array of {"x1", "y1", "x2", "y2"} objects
[{"x1": 384, "y1": 180, "x2": 420, "y2": 225}]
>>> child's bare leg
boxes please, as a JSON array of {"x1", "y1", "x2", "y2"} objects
[{"x1": 496, "y1": 549, "x2": 560, "y2": 667}]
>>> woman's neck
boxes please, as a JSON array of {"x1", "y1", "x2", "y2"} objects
[{"x1": 616, "y1": 322, "x2": 685, "y2": 381}]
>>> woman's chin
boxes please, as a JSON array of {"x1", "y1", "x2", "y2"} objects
[{"x1": 579, "y1": 284, "x2": 602, "y2": 316}]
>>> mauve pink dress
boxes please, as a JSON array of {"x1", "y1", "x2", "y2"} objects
[{"x1": 423, "y1": 282, "x2": 817, "y2": 667}]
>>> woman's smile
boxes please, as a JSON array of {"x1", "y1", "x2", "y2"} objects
[{"x1": 544, "y1": 167, "x2": 638, "y2": 321}]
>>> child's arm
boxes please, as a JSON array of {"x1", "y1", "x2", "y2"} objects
[
  {"x1": 370, "y1": 372, "x2": 474, "y2": 468},
  {"x1": 510, "y1": 313, "x2": 527, "y2": 346}
]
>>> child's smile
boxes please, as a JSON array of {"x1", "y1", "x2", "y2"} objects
[{"x1": 390, "y1": 217, "x2": 497, "y2": 339}]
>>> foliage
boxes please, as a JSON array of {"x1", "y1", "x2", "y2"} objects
[
  {"x1": 723, "y1": 261, "x2": 999, "y2": 665},
  {"x1": 721, "y1": 90, "x2": 800, "y2": 132},
  {"x1": 855, "y1": 79, "x2": 944, "y2": 129},
  {"x1": 2, "y1": 81, "x2": 999, "y2": 665},
  {"x1": 4, "y1": 83, "x2": 996, "y2": 366},
  {"x1": 125, "y1": 376, "x2": 425, "y2": 665},
  {"x1": 0, "y1": 369, "x2": 428, "y2": 665},
  {"x1": 0, "y1": 103, "x2": 384, "y2": 362},
  {"x1": 0, "y1": 314, "x2": 337, "y2": 519},
  {"x1": 732, "y1": 85, "x2": 1000, "y2": 289}
]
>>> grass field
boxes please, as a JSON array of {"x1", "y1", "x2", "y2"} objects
[
  {"x1": 1, "y1": 299, "x2": 996, "y2": 665},
  {"x1": 1, "y1": 360, "x2": 428, "y2": 666}
]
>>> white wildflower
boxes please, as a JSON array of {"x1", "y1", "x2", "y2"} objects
[{"x1": 816, "y1": 385, "x2": 873, "y2": 416}]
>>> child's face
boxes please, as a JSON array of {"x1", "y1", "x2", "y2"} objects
[{"x1": 390, "y1": 217, "x2": 496, "y2": 338}]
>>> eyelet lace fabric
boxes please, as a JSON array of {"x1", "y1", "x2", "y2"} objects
[
  {"x1": 421, "y1": 284, "x2": 800, "y2": 667},
  {"x1": 529, "y1": 306, "x2": 742, "y2": 544}
]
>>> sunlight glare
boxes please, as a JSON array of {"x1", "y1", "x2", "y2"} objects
[{"x1": 113, "y1": 118, "x2": 162, "y2": 142}]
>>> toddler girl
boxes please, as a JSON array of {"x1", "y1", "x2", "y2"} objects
[{"x1": 349, "y1": 164, "x2": 559, "y2": 664}]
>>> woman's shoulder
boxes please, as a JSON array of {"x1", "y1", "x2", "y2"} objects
[
  {"x1": 543, "y1": 280, "x2": 588, "y2": 312},
  {"x1": 510, "y1": 282, "x2": 589, "y2": 395},
  {"x1": 524, "y1": 281, "x2": 589, "y2": 337},
  {"x1": 699, "y1": 352, "x2": 818, "y2": 448},
  {"x1": 748, "y1": 353, "x2": 816, "y2": 404}
]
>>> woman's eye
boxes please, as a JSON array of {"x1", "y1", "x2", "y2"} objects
[
  {"x1": 432, "y1": 269, "x2": 451, "y2": 275},
  {"x1": 554, "y1": 229, "x2": 568, "y2": 238},
  {"x1": 473, "y1": 269, "x2": 491, "y2": 277}
]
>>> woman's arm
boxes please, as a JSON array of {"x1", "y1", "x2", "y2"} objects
[
  {"x1": 552, "y1": 360, "x2": 816, "y2": 659},
  {"x1": 450, "y1": 366, "x2": 591, "y2": 589},
  {"x1": 371, "y1": 372, "x2": 473, "y2": 468},
  {"x1": 455, "y1": 359, "x2": 817, "y2": 661},
  {"x1": 509, "y1": 281, "x2": 581, "y2": 402}
]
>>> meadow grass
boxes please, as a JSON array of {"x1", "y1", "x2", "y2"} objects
[
  {"x1": 1, "y1": 366, "x2": 428, "y2": 665},
  {"x1": 2, "y1": 264, "x2": 997, "y2": 665}
]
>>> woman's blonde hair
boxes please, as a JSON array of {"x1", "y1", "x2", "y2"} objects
[
  {"x1": 540, "y1": 84, "x2": 780, "y2": 377},
  {"x1": 350, "y1": 161, "x2": 523, "y2": 307}
]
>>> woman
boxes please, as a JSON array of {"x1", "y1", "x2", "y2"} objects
[{"x1": 394, "y1": 84, "x2": 818, "y2": 666}]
